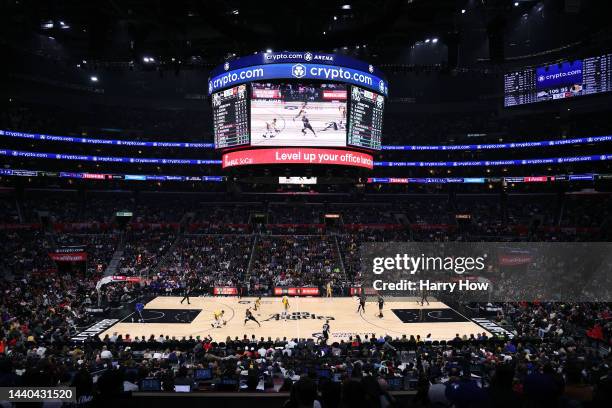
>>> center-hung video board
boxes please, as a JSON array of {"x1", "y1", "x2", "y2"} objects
[{"x1": 210, "y1": 52, "x2": 386, "y2": 152}]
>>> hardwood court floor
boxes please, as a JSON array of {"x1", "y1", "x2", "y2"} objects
[{"x1": 101, "y1": 296, "x2": 490, "y2": 342}]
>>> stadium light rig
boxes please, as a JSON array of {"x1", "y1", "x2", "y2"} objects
[
  {"x1": 90, "y1": 76, "x2": 98, "y2": 82},
  {"x1": 341, "y1": 4, "x2": 352, "y2": 9}
]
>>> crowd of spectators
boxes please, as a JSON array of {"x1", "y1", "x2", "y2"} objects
[
  {"x1": 1, "y1": 298, "x2": 610, "y2": 406},
  {"x1": 561, "y1": 194, "x2": 612, "y2": 228},
  {"x1": 118, "y1": 229, "x2": 177, "y2": 277},
  {"x1": 0, "y1": 230, "x2": 55, "y2": 276},
  {"x1": 249, "y1": 236, "x2": 344, "y2": 292},
  {"x1": 268, "y1": 204, "x2": 324, "y2": 224},
  {"x1": 144, "y1": 234, "x2": 254, "y2": 296},
  {"x1": 0, "y1": 197, "x2": 19, "y2": 223},
  {"x1": 55, "y1": 233, "x2": 119, "y2": 275},
  {"x1": 0, "y1": 192, "x2": 610, "y2": 406}
]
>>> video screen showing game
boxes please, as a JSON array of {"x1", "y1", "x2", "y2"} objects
[{"x1": 250, "y1": 82, "x2": 347, "y2": 147}]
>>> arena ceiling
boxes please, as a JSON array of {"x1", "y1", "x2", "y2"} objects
[
  {"x1": 2, "y1": 0, "x2": 610, "y2": 67},
  {"x1": 3, "y1": 0, "x2": 460, "y2": 61}
]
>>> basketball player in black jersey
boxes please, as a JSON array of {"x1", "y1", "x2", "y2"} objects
[
  {"x1": 378, "y1": 295, "x2": 385, "y2": 318},
  {"x1": 420, "y1": 289, "x2": 430, "y2": 306},
  {"x1": 357, "y1": 292, "x2": 366, "y2": 313},
  {"x1": 180, "y1": 284, "x2": 192, "y2": 305},
  {"x1": 301, "y1": 115, "x2": 317, "y2": 136},
  {"x1": 321, "y1": 320, "x2": 331, "y2": 345},
  {"x1": 244, "y1": 307, "x2": 261, "y2": 327}
]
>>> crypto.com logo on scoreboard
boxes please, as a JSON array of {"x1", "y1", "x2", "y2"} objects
[
  {"x1": 208, "y1": 52, "x2": 388, "y2": 96},
  {"x1": 536, "y1": 60, "x2": 583, "y2": 90}
]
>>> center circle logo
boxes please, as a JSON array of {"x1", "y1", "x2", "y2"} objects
[
  {"x1": 292, "y1": 63, "x2": 306, "y2": 78},
  {"x1": 304, "y1": 52, "x2": 313, "y2": 61}
]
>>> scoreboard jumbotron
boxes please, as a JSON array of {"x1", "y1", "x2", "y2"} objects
[{"x1": 209, "y1": 51, "x2": 387, "y2": 171}]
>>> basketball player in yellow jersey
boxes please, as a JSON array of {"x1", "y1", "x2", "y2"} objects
[
  {"x1": 282, "y1": 295, "x2": 290, "y2": 316},
  {"x1": 211, "y1": 310, "x2": 226, "y2": 328},
  {"x1": 326, "y1": 281, "x2": 333, "y2": 298},
  {"x1": 254, "y1": 296, "x2": 262, "y2": 311}
]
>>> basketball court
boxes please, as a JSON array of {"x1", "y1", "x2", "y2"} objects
[{"x1": 100, "y1": 296, "x2": 491, "y2": 342}]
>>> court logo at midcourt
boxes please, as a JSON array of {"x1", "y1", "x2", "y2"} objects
[{"x1": 262, "y1": 311, "x2": 335, "y2": 321}]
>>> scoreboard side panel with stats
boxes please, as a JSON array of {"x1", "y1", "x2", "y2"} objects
[
  {"x1": 504, "y1": 53, "x2": 612, "y2": 107},
  {"x1": 212, "y1": 84, "x2": 250, "y2": 149},
  {"x1": 347, "y1": 86, "x2": 384, "y2": 150}
]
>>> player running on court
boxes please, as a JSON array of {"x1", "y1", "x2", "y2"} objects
[
  {"x1": 244, "y1": 307, "x2": 261, "y2": 327},
  {"x1": 254, "y1": 296, "x2": 262, "y2": 311},
  {"x1": 300, "y1": 115, "x2": 317, "y2": 136},
  {"x1": 292, "y1": 102, "x2": 317, "y2": 136}
]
